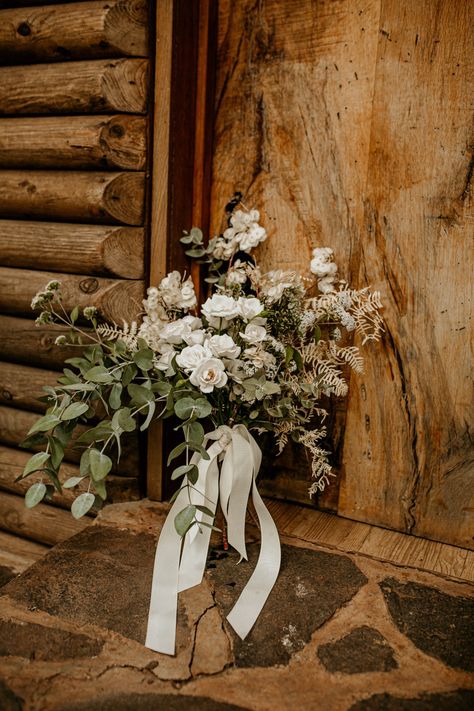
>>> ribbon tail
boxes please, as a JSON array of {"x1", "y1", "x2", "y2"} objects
[
  {"x1": 226, "y1": 428, "x2": 281, "y2": 640},
  {"x1": 145, "y1": 486, "x2": 188, "y2": 655}
]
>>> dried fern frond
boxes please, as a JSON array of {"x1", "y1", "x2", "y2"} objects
[
  {"x1": 274, "y1": 420, "x2": 297, "y2": 454},
  {"x1": 296, "y1": 429, "x2": 335, "y2": 494},
  {"x1": 328, "y1": 341, "x2": 364, "y2": 373},
  {"x1": 97, "y1": 321, "x2": 139, "y2": 350},
  {"x1": 350, "y1": 289, "x2": 384, "y2": 344}
]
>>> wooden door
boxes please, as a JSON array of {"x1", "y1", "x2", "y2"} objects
[{"x1": 210, "y1": 0, "x2": 473, "y2": 549}]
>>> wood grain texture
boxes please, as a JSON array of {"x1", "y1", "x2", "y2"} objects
[
  {"x1": 0, "y1": 220, "x2": 144, "y2": 278},
  {"x1": 0, "y1": 405, "x2": 140, "y2": 478},
  {"x1": 212, "y1": 0, "x2": 473, "y2": 548},
  {"x1": 337, "y1": 0, "x2": 474, "y2": 549},
  {"x1": 0, "y1": 58, "x2": 148, "y2": 115},
  {"x1": 0, "y1": 444, "x2": 140, "y2": 508},
  {"x1": 0, "y1": 490, "x2": 89, "y2": 544},
  {"x1": 0, "y1": 0, "x2": 149, "y2": 63},
  {"x1": 0, "y1": 267, "x2": 143, "y2": 323},
  {"x1": 0, "y1": 530, "x2": 48, "y2": 573},
  {"x1": 0, "y1": 115, "x2": 146, "y2": 170},
  {"x1": 267, "y1": 500, "x2": 474, "y2": 583},
  {"x1": 0, "y1": 361, "x2": 59, "y2": 412},
  {"x1": 0, "y1": 315, "x2": 89, "y2": 370},
  {"x1": 0, "y1": 170, "x2": 145, "y2": 224}
]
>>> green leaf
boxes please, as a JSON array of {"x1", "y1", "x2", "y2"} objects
[
  {"x1": 190, "y1": 226, "x2": 203, "y2": 243},
  {"x1": 48, "y1": 436, "x2": 64, "y2": 469},
  {"x1": 171, "y1": 463, "x2": 198, "y2": 481},
  {"x1": 25, "y1": 482, "x2": 47, "y2": 508},
  {"x1": 128, "y1": 383, "x2": 154, "y2": 405},
  {"x1": 293, "y1": 348, "x2": 304, "y2": 371},
  {"x1": 59, "y1": 382, "x2": 96, "y2": 392},
  {"x1": 313, "y1": 325, "x2": 321, "y2": 343},
  {"x1": 174, "y1": 505, "x2": 196, "y2": 536},
  {"x1": 22, "y1": 451, "x2": 50, "y2": 478},
  {"x1": 195, "y1": 504, "x2": 214, "y2": 518},
  {"x1": 285, "y1": 346, "x2": 294, "y2": 366},
  {"x1": 112, "y1": 408, "x2": 136, "y2": 433},
  {"x1": 61, "y1": 401, "x2": 89, "y2": 420},
  {"x1": 71, "y1": 492, "x2": 95, "y2": 519},
  {"x1": 89, "y1": 449, "x2": 112, "y2": 481},
  {"x1": 93, "y1": 477, "x2": 107, "y2": 500},
  {"x1": 63, "y1": 476, "x2": 85, "y2": 489},
  {"x1": 84, "y1": 366, "x2": 113, "y2": 384},
  {"x1": 133, "y1": 348, "x2": 154, "y2": 371},
  {"x1": 167, "y1": 441, "x2": 187, "y2": 465},
  {"x1": 70, "y1": 306, "x2": 79, "y2": 324},
  {"x1": 152, "y1": 381, "x2": 171, "y2": 396},
  {"x1": 76, "y1": 421, "x2": 113, "y2": 444},
  {"x1": 185, "y1": 247, "x2": 206, "y2": 258},
  {"x1": 80, "y1": 449, "x2": 91, "y2": 476},
  {"x1": 109, "y1": 383, "x2": 122, "y2": 410},
  {"x1": 27, "y1": 414, "x2": 61, "y2": 436},
  {"x1": 174, "y1": 397, "x2": 211, "y2": 420},
  {"x1": 20, "y1": 432, "x2": 47, "y2": 450},
  {"x1": 187, "y1": 421, "x2": 204, "y2": 445},
  {"x1": 140, "y1": 400, "x2": 156, "y2": 432},
  {"x1": 122, "y1": 363, "x2": 138, "y2": 386}
]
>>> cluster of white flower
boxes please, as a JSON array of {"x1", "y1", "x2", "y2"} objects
[
  {"x1": 138, "y1": 273, "x2": 197, "y2": 351},
  {"x1": 259, "y1": 269, "x2": 303, "y2": 304},
  {"x1": 210, "y1": 209, "x2": 267, "y2": 260},
  {"x1": 310, "y1": 248, "x2": 338, "y2": 293}
]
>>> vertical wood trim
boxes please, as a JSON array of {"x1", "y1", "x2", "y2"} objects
[
  {"x1": 146, "y1": 0, "x2": 217, "y2": 500},
  {"x1": 146, "y1": 0, "x2": 174, "y2": 500}
]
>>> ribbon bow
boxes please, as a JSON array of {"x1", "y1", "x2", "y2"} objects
[{"x1": 145, "y1": 424, "x2": 281, "y2": 655}]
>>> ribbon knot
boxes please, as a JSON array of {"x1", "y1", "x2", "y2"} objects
[{"x1": 145, "y1": 425, "x2": 281, "y2": 655}]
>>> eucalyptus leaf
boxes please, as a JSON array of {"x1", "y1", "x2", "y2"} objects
[
  {"x1": 128, "y1": 383, "x2": 154, "y2": 405},
  {"x1": 27, "y1": 414, "x2": 61, "y2": 435},
  {"x1": 171, "y1": 463, "x2": 198, "y2": 481},
  {"x1": 48, "y1": 436, "x2": 64, "y2": 469},
  {"x1": 25, "y1": 482, "x2": 47, "y2": 508},
  {"x1": 167, "y1": 441, "x2": 187, "y2": 465},
  {"x1": 63, "y1": 476, "x2": 85, "y2": 489},
  {"x1": 70, "y1": 306, "x2": 79, "y2": 324},
  {"x1": 187, "y1": 421, "x2": 204, "y2": 445},
  {"x1": 133, "y1": 348, "x2": 154, "y2": 371},
  {"x1": 112, "y1": 408, "x2": 136, "y2": 433},
  {"x1": 140, "y1": 400, "x2": 156, "y2": 432},
  {"x1": 93, "y1": 477, "x2": 107, "y2": 500},
  {"x1": 71, "y1": 492, "x2": 95, "y2": 519},
  {"x1": 84, "y1": 366, "x2": 113, "y2": 384},
  {"x1": 21, "y1": 451, "x2": 50, "y2": 478},
  {"x1": 61, "y1": 401, "x2": 89, "y2": 420},
  {"x1": 80, "y1": 449, "x2": 91, "y2": 476},
  {"x1": 89, "y1": 449, "x2": 112, "y2": 481},
  {"x1": 109, "y1": 383, "x2": 122, "y2": 410},
  {"x1": 174, "y1": 505, "x2": 196, "y2": 536},
  {"x1": 195, "y1": 504, "x2": 214, "y2": 518}
]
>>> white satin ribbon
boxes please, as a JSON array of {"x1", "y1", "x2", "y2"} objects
[{"x1": 145, "y1": 424, "x2": 281, "y2": 655}]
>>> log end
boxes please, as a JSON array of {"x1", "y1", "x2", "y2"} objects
[
  {"x1": 102, "y1": 227, "x2": 145, "y2": 279},
  {"x1": 105, "y1": 0, "x2": 149, "y2": 57}
]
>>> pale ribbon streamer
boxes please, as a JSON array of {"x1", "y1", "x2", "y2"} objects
[{"x1": 145, "y1": 424, "x2": 281, "y2": 655}]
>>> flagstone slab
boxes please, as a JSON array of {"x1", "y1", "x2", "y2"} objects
[
  {"x1": 0, "y1": 677, "x2": 24, "y2": 711},
  {"x1": 207, "y1": 543, "x2": 368, "y2": 667},
  {"x1": 0, "y1": 619, "x2": 103, "y2": 661},
  {"x1": 349, "y1": 689, "x2": 474, "y2": 710},
  {"x1": 2, "y1": 525, "x2": 156, "y2": 644},
  {"x1": 380, "y1": 577, "x2": 474, "y2": 671},
  {"x1": 54, "y1": 694, "x2": 250, "y2": 711},
  {"x1": 317, "y1": 625, "x2": 398, "y2": 674}
]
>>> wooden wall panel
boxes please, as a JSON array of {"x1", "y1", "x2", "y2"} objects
[{"x1": 211, "y1": 0, "x2": 473, "y2": 548}]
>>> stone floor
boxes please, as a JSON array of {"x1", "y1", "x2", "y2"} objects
[{"x1": 0, "y1": 500, "x2": 473, "y2": 711}]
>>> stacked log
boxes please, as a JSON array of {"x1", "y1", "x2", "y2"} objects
[{"x1": 0, "y1": 0, "x2": 150, "y2": 542}]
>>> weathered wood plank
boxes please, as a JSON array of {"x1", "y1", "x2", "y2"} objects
[
  {"x1": 0, "y1": 315, "x2": 87, "y2": 370},
  {"x1": 0, "y1": 267, "x2": 143, "y2": 323},
  {"x1": 0, "y1": 405, "x2": 140, "y2": 478},
  {"x1": 0, "y1": 490, "x2": 89, "y2": 545},
  {"x1": 0, "y1": 530, "x2": 49, "y2": 574},
  {"x1": 212, "y1": 0, "x2": 473, "y2": 549},
  {"x1": 0, "y1": 445, "x2": 140, "y2": 509},
  {"x1": 0, "y1": 220, "x2": 144, "y2": 278},
  {"x1": 0, "y1": 115, "x2": 146, "y2": 170},
  {"x1": 337, "y1": 0, "x2": 474, "y2": 550},
  {"x1": 0, "y1": 58, "x2": 148, "y2": 115},
  {"x1": 0, "y1": 0, "x2": 148, "y2": 63},
  {"x1": 0, "y1": 361, "x2": 58, "y2": 412},
  {"x1": 0, "y1": 170, "x2": 145, "y2": 225},
  {"x1": 267, "y1": 500, "x2": 474, "y2": 583}
]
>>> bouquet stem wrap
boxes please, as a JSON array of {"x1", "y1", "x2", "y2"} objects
[{"x1": 145, "y1": 424, "x2": 281, "y2": 655}]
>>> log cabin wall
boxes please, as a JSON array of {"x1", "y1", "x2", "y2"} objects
[
  {"x1": 0, "y1": 0, "x2": 150, "y2": 545},
  {"x1": 211, "y1": 0, "x2": 473, "y2": 548}
]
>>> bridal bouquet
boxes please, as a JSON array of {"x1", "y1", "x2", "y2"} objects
[{"x1": 22, "y1": 198, "x2": 383, "y2": 654}]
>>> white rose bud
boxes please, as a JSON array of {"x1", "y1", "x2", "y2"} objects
[
  {"x1": 202, "y1": 294, "x2": 241, "y2": 327},
  {"x1": 237, "y1": 296, "x2": 264, "y2": 322},
  {"x1": 240, "y1": 323, "x2": 267, "y2": 344}
]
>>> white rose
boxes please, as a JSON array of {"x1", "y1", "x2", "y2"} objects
[
  {"x1": 240, "y1": 323, "x2": 267, "y2": 344},
  {"x1": 236, "y1": 223, "x2": 267, "y2": 252},
  {"x1": 176, "y1": 344, "x2": 212, "y2": 372},
  {"x1": 190, "y1": 358, "x2": 228, "y2": 393},
  {"x1": 182, "y1": 315, "x2": 202, "y2": 330},
  {"x1": 154, "y1": 345, "x2": 176, "y2": 374},
  {"x1": 183, "y1": 328, "x2": 206, "y2": 346},
  {"x1": 158, "y1": 318, "x2": 191, "y2": 344},
  {"x1": 207, "y1": 334, "x2": 241, "y2": 359},
  {"x1": 238, "y1": 296, "x2": 264, "y2": 321},
  {"x1": 202, "y1": 294, "x2": 241, "y2": 326}
]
